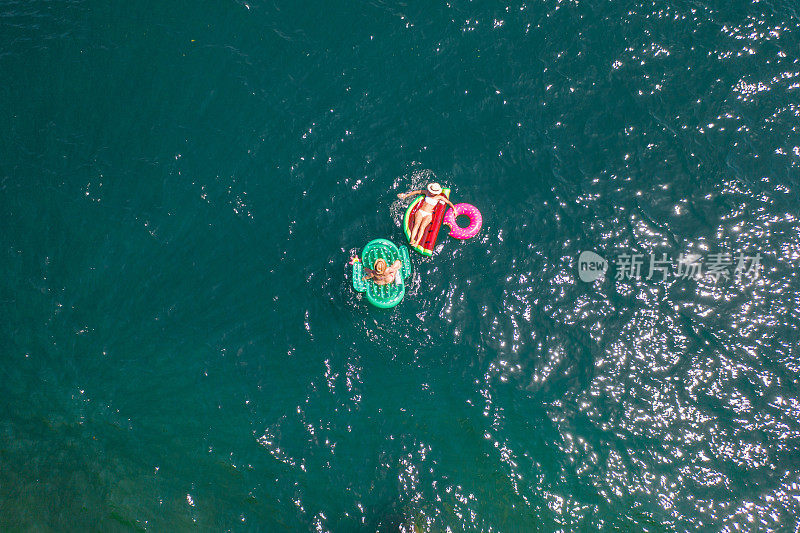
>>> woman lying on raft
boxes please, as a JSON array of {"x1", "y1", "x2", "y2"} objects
[
  {"x1": 397, "y1": 182, "x2": 455, "y2": 247},
  {"x1": 349, "y1": 256, "x2": 402, "y2": 285}
]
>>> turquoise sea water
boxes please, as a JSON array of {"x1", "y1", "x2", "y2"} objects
[{"x1": 2, "y1": 0, "x2": 800, "y2": 530}]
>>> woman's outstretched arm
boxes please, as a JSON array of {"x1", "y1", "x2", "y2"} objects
[
  {"x1": 351, "y1": 256, "x2": 375, "y2": 280},
  {"x1": 397, "y1": 189, "x2": 424, "y2": 199}
]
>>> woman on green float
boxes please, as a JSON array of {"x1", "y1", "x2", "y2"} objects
[
  {"x1": 397, "y1": 182, "x2": 455, "y2": 247},
  {"x1": 349, "y1": 256, "x2": 402, "y2": 285}
]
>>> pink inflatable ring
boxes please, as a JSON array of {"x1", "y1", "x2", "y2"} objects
[{"x1": 444, "y1": 203, "x2": 482, "y2": 239}]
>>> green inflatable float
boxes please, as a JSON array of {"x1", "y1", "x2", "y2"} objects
[{"x1": 352, "y1": 238, "x2": 412, "y2": 308}]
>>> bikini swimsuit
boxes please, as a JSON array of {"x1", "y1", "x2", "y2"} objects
[{"x1": 418, "y1": 195, "x2": 438, "y2": 218}]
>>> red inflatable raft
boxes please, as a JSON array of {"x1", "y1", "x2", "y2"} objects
[{"x1": 402, "y1": 188, "x2": 450, "y2": 256}]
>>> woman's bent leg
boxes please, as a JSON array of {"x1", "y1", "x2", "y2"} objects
[
  {"x1": 408, "y1": 213, "x2": 421, "y2": 246},
  {"x1": 409, "y1": 215, "x2": 422, "y2": 246}
]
